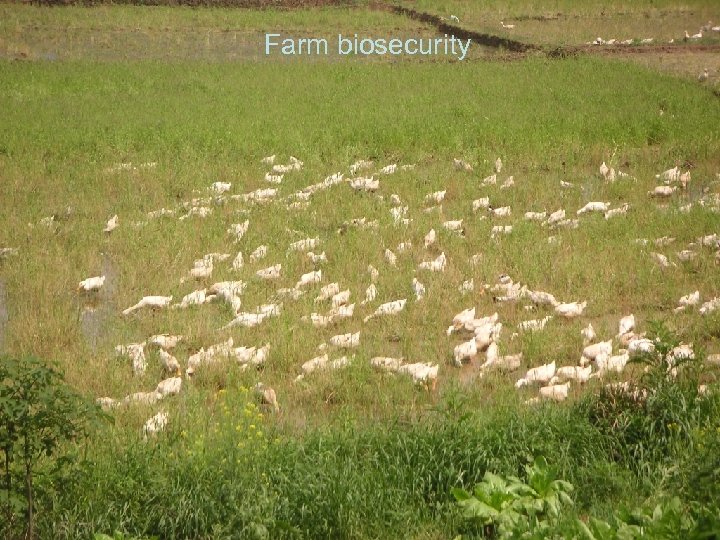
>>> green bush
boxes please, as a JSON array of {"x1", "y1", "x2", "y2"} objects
[{"x1": 0, "y1": 354, "x2": 103, "y2": 539}]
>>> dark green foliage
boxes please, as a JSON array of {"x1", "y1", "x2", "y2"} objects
[
  {"x1": 0, "y1": 354, "x2": 104, "y2": 539},
  {"x1": 452, "y1": 457, "x2": 574, "y2": 538}
]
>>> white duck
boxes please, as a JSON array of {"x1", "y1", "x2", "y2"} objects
[
  {"x1": 156, "y1": 376, "x2": 182, "y2": 397},
  {"x1": 231, "y1": 252, "x2": 244, "y2": 270},
  {"x1": 596, "y1": 351, "x2": 629, "y2": 374},
  {"x1": 545, "y1": 209, "x2": 566, "y2": 226},
  {"x1": 288, "y1": 237, "x2": 320, "y2": 252},
  {"x1": 474, "y1": 322, "x2": 502, "y2": 351},
  {"x1": 363, "y1": 299, "x2": 407, "y2": 322},
  {"x1": 628, "y1": 337, "x2": 655, "y2": 358},
  {"x1": 524, "y1": 211, "x2": 547, "y2": 221},
  {"x1": 599, "y1": 162, "x2": 609, "y2": 179},
  {"x1": 143, "y1": 412, "x2": 169, "y2": 438},
  {"x1": 174, "y1": 289, "x2": 214, "y2": 309},
  {"x1": 618, "y1": 314, "x2": 635, "y2": 336},
  {"x1": 424, "y1": 228, "x2": 436, "y2": 248},
  {"x1": 329, "y1": 332, "x2": 360, "y2": 349},
  {"x1": 159, "y1": 350, "x2": 182, "y2": 376},
  {"x1": 554, "y1": 301, "x2": 587, "y2": 318},
  {"x1": 384, "y1": 249, "x2": 398, "y2": 267},
  {"x1": 210, "y1": 181, "x2": 231, "y2": 194},
  {"x1": 604, "y1": 204, "x2": 630, "y2": 219},
  {"x1": 328, "y1": 303, "x2": 355, "y2": 320},
  {"x1": 442, "y1": 220, "x2": 464, "y2": 234},
  {"x1": 473, "y1": 197, "x2": 491, "y2": 211},
  {"x1": 256, "y1": 264, "x2": 281, "y2": 280},
  {"x1": 649, "y1": 185, "x2": 677, "y2": 197},
  {"x1": 231, "y1": 344, "x2": 269, "y2": 367},
  {"x1": 699, "y1": 298, "x2": 720, "y2": 315},
  {"x1": 555, "y1": 365, "x2": 592, "y2": 383},
  {"x1": 249, "y1": 245, "x2": 268, "y2": 262},
  {"x1": 539, "y1": 382, "x2": 570, "y2": 401},
  {"x1": 453, "y1": 158, "x2": 473, "y2": 172},
  {"x1": 78, "y1": 275, "x2": 105, "y2": 292},
  {"x1": 581, "y1": 323, "x2": 596, "y2": 345},
  {"x1": 450, "y1": 307, "x2": 476, "y2": 332},
  {"x1": 582, "y1": 340, "x2": 613, "y2": 363},
  {"x1": 331, "y1": 290, "x2": 351, "y2": 308},
  {"x1": 296, "y1": 270, "x2": 322, "y2": 288},
  {"x1": 453, "y1": 339, "x2": 477, "y2": 366},
  {"x1": 489, "y1": 206, "x2": 511, "y2": 218},
  {"x1": 491, "y1": 225, "x2": 513, "y2": 238},
  {"x1": 419, "y1": 252, "x2": 447, "y2": 272},
  {"x1": 577, "y1": 202, "x2": 611, "y2": 215},
  {"x1": 526, "y1": 290, "x2": 558, "y2": 306},
  {"x1": 254, "y1": 382, "x2": 279, "y2": 412},
  {"x1": 307, "y1": 251, "x2": 327, "y2": 264},
  {"x1": 425, "y1": 190, "x2": 446, "y2": 204},
  {"x1": 518, "y1": 316, "x2": 552, "y2": 332},
  {"x1": 316, "y1": 282, "x2": 340, "y2": 302},
  {"x1": 122, "y1": 296, "x2": 173, "y2": 316},
  {"x1": 362, "y1": 283, "x2": 377, "y2": 305},
  {"x1": 515, "y1": 361, "x2": 556, "y2": 387},
  {"x1": 147, "y1": 334, "x2": 184, "y2": 350},
  {"x1": 265, "y1": 172, "x2": 283, "y2": 184},
  {"x1": 227, "y1": 220, "x2": 249, "y2": 242},
  {"x1": 674, "y1": 290, "x2": 700, "y2": 312},
  {"x1": 103, "y1": 215, "x2": 118, "y2": 233},
  {"x1": 223, "y1": 312, "x2": 268, "y2": 329},
  {"x1": 116, "y1": 343, "x2": 147, "y2": 375},
  {"x1": 458, "y1": 279, "x2": 474, "y2": 295}
]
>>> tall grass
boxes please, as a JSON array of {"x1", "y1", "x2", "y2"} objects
[{"x1": 36, "y1": 381, "x2": 719, "y2": 538}]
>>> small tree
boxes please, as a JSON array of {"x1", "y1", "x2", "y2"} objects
[{"x1": 0, "y1": 355, "x2": 103, "y2": 539}]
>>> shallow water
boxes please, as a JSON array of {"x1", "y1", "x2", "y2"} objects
[{"x1": 80, "y1": 253, "x2": 117, "y2": 351}]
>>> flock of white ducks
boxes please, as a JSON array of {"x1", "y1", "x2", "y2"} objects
[{"x1": 25, "y1": 150, "x2": 718, "y2": 437}]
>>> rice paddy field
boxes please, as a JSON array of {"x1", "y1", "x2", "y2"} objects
[{"x1": 1, "y1": 1, "x2": 720, "y2": 538}]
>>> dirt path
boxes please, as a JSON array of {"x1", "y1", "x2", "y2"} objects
[{"x1": 387, "y1": 4, "x2": 538, "y2": 53}]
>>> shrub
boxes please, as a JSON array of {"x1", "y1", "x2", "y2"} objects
[{"x1": 0, "y1": 354, "x2": 103, "y2": 539}]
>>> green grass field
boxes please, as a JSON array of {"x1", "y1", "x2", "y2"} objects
[{"x1": 1, "y1": 2, "x2": 720, "y2": 538}]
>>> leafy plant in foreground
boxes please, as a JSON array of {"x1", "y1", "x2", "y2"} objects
[
  {"x1": 452, "y1": 456, "x2": 573, "y2": 538},
  {"x1": 577, "y1": 496, "x2": 720, "y2": 540},
  {"x1": 0, "y1": 354, "x2": 104, "y2": 539}
]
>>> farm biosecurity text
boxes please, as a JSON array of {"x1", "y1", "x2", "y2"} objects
[{"x1": 264, "y1": 34, "x2": 472, "y2": 61}]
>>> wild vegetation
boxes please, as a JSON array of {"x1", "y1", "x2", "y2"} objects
[{"x1": 0, "y1": 1, "x2": 719, "y2": 537}]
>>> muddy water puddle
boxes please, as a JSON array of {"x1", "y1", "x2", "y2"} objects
[{"x1": 80, "y1": 253, "x2": 117, "y2": 351}]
